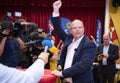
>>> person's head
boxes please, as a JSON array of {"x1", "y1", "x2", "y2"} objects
[
  {"x1": 1, "y1": 21, "x2": 13, "y2": 31},
  {"x1": 103, "y1": 33, "x2": 110, "y2": 46},
  {"x1": 1, "y1": 21, "x2": 13, "y2": 36},
  {"x1": 48, "y1": 22, "x2": 54, "y2": 33},
  {"x1": 70, "y1": 19, "x2": 84, "y2": 40}
]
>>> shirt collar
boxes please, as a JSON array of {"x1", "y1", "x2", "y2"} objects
[{"x1": 72, "y1": 35, "x2": 84, "y2": 43}]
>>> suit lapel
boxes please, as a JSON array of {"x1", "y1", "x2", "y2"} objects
[
  {"x1": 63, "y1": 39, "x2": 72, "y2": 48},
  {"x1": 108, "y1": 44, "x2": 112, "y2": 54},
  {"x1": 59, "y1": 38, "x2": 72, "y2": 68},
  {"x1": 72, "y1": 36, "x2": 86, "y2": 63},
  {"x1": 101, "y1": 45, "x2": 104, "y2": 54}
]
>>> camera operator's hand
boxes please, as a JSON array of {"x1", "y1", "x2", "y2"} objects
[
  {"x1": 38, "y1": 52, "x2": 49, "y2": 64},
  {"x1": 2, "y1": 29, "x2": 10, "y2": 36},
  {"x1": 21, "y1": 22, "x2": 29, "y2": 25}
]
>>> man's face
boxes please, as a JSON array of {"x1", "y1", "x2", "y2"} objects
[
  {"x1": 103, "y1": 35, "x2": 110, "y2": 46},
  {"x1": 70, "y1": 20, "x2": 84, "y2": 40}
]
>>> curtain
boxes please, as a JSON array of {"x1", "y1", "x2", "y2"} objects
[{"x1": 0, "y1": 0, "x2": 105, "y2": 45}]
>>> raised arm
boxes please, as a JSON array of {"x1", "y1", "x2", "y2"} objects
[
  {"x1": 53, "y1": 0, "x2": 62, "y2": 15},
  {"x1": 52, "y1": 0, "x2": 68, "y2": 42}
]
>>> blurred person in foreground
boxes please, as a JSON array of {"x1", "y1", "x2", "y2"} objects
[
  {"x1": 51, "y1": 0, "x2": 97, "y2": 83},
  {"x1": 96, "y1": 33, "x2": 119, "y2": 83},
  {"x1": 0, "y1": 52, "x2": 49, "y2": 83},
  {"x1": 0, "y1": 21, "x2": 20, "y2": 67}
]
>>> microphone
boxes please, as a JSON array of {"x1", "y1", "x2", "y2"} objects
[
  {"x1": 24, "y1": 40, "x2": 40, "y2": 46},
  {"x1": 74, "y1": 48, "x2": 77, "y2": 51},
  {"x1": 42, "y1": 39, "x2": 53, "y2": 53}
]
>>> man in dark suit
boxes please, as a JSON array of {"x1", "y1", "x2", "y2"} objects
[
  {"x1": 51, "y1": 0, "x2": 97, "y2": 83},
  {"x1": 96, "y1": 33, "x2": 119, "y2": 83}
]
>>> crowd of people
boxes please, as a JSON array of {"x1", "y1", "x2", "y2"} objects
[{"x1": 0, "y1": 0, "x2": 120, "y2": 83}]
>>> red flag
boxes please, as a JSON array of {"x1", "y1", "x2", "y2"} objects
[{"x1": 109, "y1": 17, "x2": 119, "y2": 45}]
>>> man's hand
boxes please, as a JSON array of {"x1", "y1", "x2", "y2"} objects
[
  {"x1": 38, "y1": 52, "x2": 49, "y2": 64},
  {"x1": 97, "y1": 54, "x2": 103, "y2": 61},
  {"x1": 53, "y1": 0, "x2": 62, "y2": 13},
  {"x1": 103, "y1": 54, "x2": 109, "y2": 58},
  {"x1": 51, "y1": 70, "x2": 63, "y2": 77}
]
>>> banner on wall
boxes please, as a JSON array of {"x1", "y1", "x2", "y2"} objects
[
  {"x1": 96, "y1": 19, "x2": 102, "y2": 46},
  {"x1": 109, "y1": 17, "x2": 120, "y2": 45}
]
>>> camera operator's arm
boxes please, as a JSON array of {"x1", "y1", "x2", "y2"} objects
[
  {"x1": 0, "y1": 29, "x2": 9, "y2": 56},
  {"x1": 20, "y1": 21, "x2": 29, "y2": 25},
  {"x1": 0, "y1": 37, "x2": 7, "y2": 56},
  {"x1": 21, "y1": 22, "x2": 38, "y2": 34},
  {"x1": 21, "y1": 22, "x2": 37, "y2": 28},
  {"x1": 15, "y1": 37, "x2": 28, "y2": 52}
]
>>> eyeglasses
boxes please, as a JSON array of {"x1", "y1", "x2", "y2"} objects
[{"x1": 71, "y1": 26, "x2": 83, "y2": 29}]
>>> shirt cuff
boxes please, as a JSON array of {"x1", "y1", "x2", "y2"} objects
[
  {"x1": 52, "y1": 12, "x2": 60, "y2": 17},
  {"x1": 38, "y1": 57, "x2": 45, "y2": 64}
]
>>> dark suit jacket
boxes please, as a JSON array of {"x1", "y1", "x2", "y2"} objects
[
  {"x1": 96, "y1": 43, "x2": 119, "y2": 74},
  {"x1": 52, "y1": 17, "x2": 97, "y2": 83}
]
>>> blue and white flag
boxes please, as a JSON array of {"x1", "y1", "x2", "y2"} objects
[
  {"x1": 61, "y1": 17, "x2": 71, "y2": 34},
  {"x1": 48, "y1": 16, "x2": 71, "y2": 35},
  {"x1": 96, "y1": 19, "x2": 102, "y2": 45}
]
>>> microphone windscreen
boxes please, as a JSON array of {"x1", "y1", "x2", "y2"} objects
[
  {"x1": 44, "y1": 37, "x2": 52, "y2": 41},
  {"x1": 42, "y1": 39, "x2": 52, "y2": 48},
  {"x1": 49, "y1": 46, "x2": 58, "y2": 54}
]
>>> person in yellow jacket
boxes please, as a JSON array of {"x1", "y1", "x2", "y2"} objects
[
  {"x1": 49, "y1": 35, "x2": 59, "y2": 70},
  {"x1": 49, "y1": 46, "x2": 58, "y2": 70}
]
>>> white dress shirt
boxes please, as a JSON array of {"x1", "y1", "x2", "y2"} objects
[
  {"x1": 102, "y1": 45, "x2": 109, "y2": 65},
  {"x1": 63, "y1": 35, "x2": 84, "y2": 83},
  {"x1": 0, "y1": 59, "x2": 45, "y2": 83}
]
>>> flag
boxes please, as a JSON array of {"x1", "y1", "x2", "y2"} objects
[
  {"x1": 48, "y1": 16, "x2": 71, "y2": 35},
  {"x1": 61, "y1": 17, "x2": 71, "y2": 34},
  {"x1": 109, "y1": 17, "x2": 119, "y2": 45},
  {"x1": 96, "y1": 19, "x2": 102, "y2": 45}
]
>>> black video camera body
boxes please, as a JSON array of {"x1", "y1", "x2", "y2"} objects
[{"x1": 0, "y1": 20, "x2": 25, "y2": 38}]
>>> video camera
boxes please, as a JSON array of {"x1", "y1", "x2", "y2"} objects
[
  {"x1": 26, "y1": 32, "x2": 45, "y2": 47},
  {"x1": 12, "y1": 20, "x2": 25, "y2": 37},
  {"x1": 0, "y1": 20, "x2": 25, "y2": 38}
]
